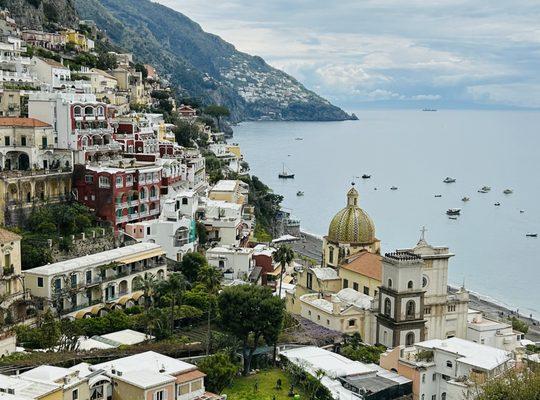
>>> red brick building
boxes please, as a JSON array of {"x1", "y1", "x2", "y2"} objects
[{"x1": 73, "y1": 163, "x2": 162, "y2": 232}]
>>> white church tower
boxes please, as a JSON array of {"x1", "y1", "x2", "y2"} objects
[{"x1": 376, "y1": 251, "x2": 427, "y2": 348}]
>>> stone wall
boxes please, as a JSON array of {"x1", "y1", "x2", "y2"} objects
[{"x1": 50, "y1": 228, "x2": 117, "y2": 262}]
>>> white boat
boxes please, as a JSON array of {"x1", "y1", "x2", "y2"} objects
[
  {"x1": 446, "y1": 208, "x2": 461, "y2": 215},
  {"x1": 390, "y1": 186, "x2": 398, "y2": 190},
  {"x1": 296, "y1": 191, "x2": 304, "y2": 196},
  {"x1": 481, "y1": 186, "x2": 491, "y2": 192},
  {"x1": 478, "y1": 189, "x2": 488, "y2": 194},
  {"x1": 494, "y1": 202, "x2": 501, "y2": 206},
  {"x1": 295, "y1": 137, "x2": 303, "y2": 141},
  {"x1": 443, "y1": 177, "x2": 456, "y2": 183},
  {"x1": 462, "y1": 197, "x2": 470, "y2": 202},
  {"x1": 503, "y1": 189, "x2": 513, "y2": 194}
]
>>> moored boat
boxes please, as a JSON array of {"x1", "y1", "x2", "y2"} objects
[
  {"x1": 494, "y1": 202, "x2": 501, "y2": 206},
  {"x1": 443, "y1": 177, "x2": 456, "y2": 183},
  {"x1": 390, "y1": 186, "x2": 398, "y2": 190},
  {"x1": 278, "y1": 163, "x2": 294, "y2": 179},
  {"x1": 526, "y1": 233, "x2": 537, "y2": 237},
  {"x1": 462, "y1": 196, "x2": 470, "y2": 202},
  {"x1": 296, "y1": 191, "x2": 304, "y2": 196},
  {"x1": 481, "y1": 186, "x2": 491, "y2": 192},
  {"x1": 503, "y1": 189, "x2": 513, "y2": 194},
  {"x1": 362, "y1": 174, "x2": 371, "y2": 179},
  {"x1": 446, "y1": 208, "x2": 461, "y2": 215},
  {"x1": 448, "y1": 216, "x2": 458, "y2": 220},
  {"x1": 434, "y1": 194, "x2": 442, "y2": 198}
]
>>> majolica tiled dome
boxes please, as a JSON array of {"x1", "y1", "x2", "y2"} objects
[{"x1": 327, "y1": 186, "x2": 375, "y2": 244}]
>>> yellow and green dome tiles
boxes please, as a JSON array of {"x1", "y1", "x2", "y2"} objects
[{"x1": 327, "y1": 186, "x2": 376, "y2": 244}]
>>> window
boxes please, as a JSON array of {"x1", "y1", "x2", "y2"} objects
[
  {"x1": 446, "y1": 361, "x2": 453, "y2": 368},
  {"x1": 74, "y1": 106, "x2": 82, "y2": 116},
  {"x1": 98, "y1": 176, "x2": 110, "y2": 188},
  {"x1": 363, "y1": 286, "x2": 369, "y2": 295},
  {"x1": 441, "y1": 393, "x2": 446, "y2": 400},
  {"x1": 422, "y1": 276, "x2": 428, "y2": 287},
  {"x1": 448, "y1": 304, "x2": 456, "y2": 312},
  {"x1": 306, "y1": 272, "x2": 313, "y2": 290},
  {"x1": 126, "y1": 175, "x2": 133, "y2": 185},
  {"x1": 327, "y1": 319, "x2": 330, "y2": 325},
  {"x1": 85, "y1": 175, "x2": 93, "y2": 183},
  {"x1": 348, "y1": 319, "x2": 356, "y2": 327},
  {"x1": 21, "y1": 136, "x2": 26, "y2": 146},
  {"x1": 97, "y1": 106, "x2": 104, "y2": 116},
  {"x1": 72, "y1": 389, "x2": 79, "y2": 400},
  {"x1": 54, "y1": 278, "x2": 62, "y2": 291},
  {"x1": 343, "y1": 278, "x2": 348, "y2": 289},
  {"x1": 425, "y1": 307, "x2": 431, "y2": 314},
  {"x1": 116, "y1": 176, "x2": 123, "y2": 187},
  {"x1": 422, "y1": 374, "x2": 425, "y2": 383},
  {"x1": 182, "y1": 197, "x2": 188, "y2": 205},
  {"x1": 388, "y1": 278, "x2": 392, "y2": 288},
  {"x1": 405, "y1": 332, "x2": 415, "y2": 346},
  {"x1": 384, "y1": 298, "x2": 391, "y2": 317},
  {"x1": 353, "y1": 282, "x2": 359, "y2": 291},
  {"x1": 406, "y1": 300, "x2": 416, "y2": 318},
  {"x1": 191, "y1": 380, "x2": 202, "y2": 391},
  {"x1": 432, "y1": 373, "x2": 436, "y2": 381},
  {"x1": 421, "y1": 395, "x2": 425, "y2": 400},
  {"x1": 70, "y1": 274, "x2": 77, "y2": 288},
  {"x1": 178, "y1": 384, "x2": 189, "y2": 395},
  {"x1": 4, "y1": 136, "x2": 9, "y2": 145},
  {"x1": 86, "y1": 270, "x2": 92, "y2": 284},
  {"x1": 154, "y1": 390, "x2": 165, "y2": 400},
  {"x1": 407, "y1": 280, "x2": 413, "y2": 289},
  {"x1": 329, "y1": 246, "x2": 334, "y2": 264},
  {"x1": 37, "y1": 277, "x2": 44, "y2": 287},
  {"x1": 317, "y1": 315, "x2": 320, "y2": 321},
  {"x1": 432, "y1": 396, "x2": 436, "y2": 400}
]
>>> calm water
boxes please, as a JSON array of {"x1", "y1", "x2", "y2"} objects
[{"x1": 233, "y1": 110, "x2": 540, "y2": 319}]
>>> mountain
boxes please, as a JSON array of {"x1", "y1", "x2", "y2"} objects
[
  {"x1": 2, "y1": 0, "x2": 78, "y2": 30},
  {"x1": 72, "y1": 0, "x2": 356, "y2": 122}
]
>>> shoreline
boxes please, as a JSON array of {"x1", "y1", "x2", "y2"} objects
[{"x1": 292, "y1": 230, "x2": 540, "y2": 342}]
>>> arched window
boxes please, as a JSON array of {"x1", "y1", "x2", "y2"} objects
[
  {"x1": 384, "y1": 298, "x2": 391, "y2": 316},
  {"x1": 406, "y1": 300, "x2": 416, "y2": 318},
  {"x1": 139, "y1": 188, "x2": 146, "y2": 199},
  {"x1": 442, "y1": 393, "x2": 446, "y2": 400},
  {"x1": 84, "y1": 106, "x2": 94, "y2": 116},
  {"x1": 329, "y1": 246, "x2": 334, "y2": 264},
  {"x1": 388, "y1": 278, "x2": 392, "y2": 288},
  {"x1": 150, "y1": 186, "x2": 157, "y2": 197},
  {"x1": 406, "y1": 332, "x2": 415, "y2": 346},
  {"x1": 74, "y1": 106, "x2": 82, "y2": 116},
  {"x1": 422, "y1": 276, "x2": 428, "y2": 288},
  {"x1": 407, "y1": 280, "x2": 413, "y2": 289}
]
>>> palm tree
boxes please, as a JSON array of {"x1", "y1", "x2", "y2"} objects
[
  {"x1": 271, "y1": 244, "x2": 294, "y2": 363},
  {"x1": 198, "y1": 265, "x2": 223, "y2": 354},
  {"x1": 134, "y1": 272, "x2": 157, "y2": 309},
  {"x1": 272, "y1": 245, "x2": 295, "y2": 299},
  {"x1": 159, "y1": 272, "x2": 189, "y2": 332}
]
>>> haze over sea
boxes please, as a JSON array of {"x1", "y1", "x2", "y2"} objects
[{"x1": 234, "y1": 110, "x2": 540, "y2": 319}]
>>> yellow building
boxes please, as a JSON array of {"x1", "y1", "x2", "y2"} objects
[
  {"x1": 323, "y1": 185, "x2": 380, "y2": 268},
  {"x1": 225, "y1": 144, "x2": 242, "y2": 159},
  {"x1": 338, "y1": 250, "x2": 382, "y2": 298},
  {"x1": 208, "y1": 179, "x2": 248, "y2": 205},
  {"x1": 285, "y1": 266, "x2": 341, "y2": 315},
  {"x1": 61, "y1": 30, "x2": 93, "y2": 51}
]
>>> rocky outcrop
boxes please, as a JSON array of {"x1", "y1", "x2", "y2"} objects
[{"x1": 3, "y1": 0, "x2": 78, "y2": 30}]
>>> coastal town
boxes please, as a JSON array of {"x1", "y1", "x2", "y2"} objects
[{"x1": 0, "y1": 7, "x2": 536, "y2": 400}]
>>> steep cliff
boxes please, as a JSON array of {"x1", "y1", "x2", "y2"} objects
[
  {"x1": 74, "y1": 0, "x2": 355, "y2": 121},
  {"x1": 1, "y1": 0, "x2": 78, "y2": 30}
]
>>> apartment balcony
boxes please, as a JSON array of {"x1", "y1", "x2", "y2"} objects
[
  {"x1": 149, "y1": 208, "x2": 160, "y2": 216},
  {"x1": 116, "y1": 215, "x2": 128, "y2": 223},
  {"x1": 149, "y1": 195, "x2": 159, "y2": 201},
  {"x1": 115, "y1": 201, "x2": 128, "y2": 209},
  {"x1": 0, "y1": 70, "x2": 33, "y2": 82}
]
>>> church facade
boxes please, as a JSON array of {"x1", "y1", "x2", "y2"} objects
[{"x1": 287, "y1": 185, "x2": 469, "y2": 347}]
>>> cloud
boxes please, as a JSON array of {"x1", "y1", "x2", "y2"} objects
[{"x1": 157, "y1": 0, "x2": 540, "y2": 109}]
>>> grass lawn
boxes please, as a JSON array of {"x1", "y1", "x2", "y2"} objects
[{"x1": 223, "y1": 368, "x2": 308, "y2": 400}]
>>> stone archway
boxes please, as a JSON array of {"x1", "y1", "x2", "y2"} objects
[{"x1": 18, "y1": 153, "x2": 29, "y2": 171}]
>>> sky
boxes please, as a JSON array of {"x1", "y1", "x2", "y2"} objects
[{"x1": 156, "y1": 0, "x2": 540, "y2": 110}]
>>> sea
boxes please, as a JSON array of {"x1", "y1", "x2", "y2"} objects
[{"x1": 232, "y1": 109, "x2": 540, "y2": 320}]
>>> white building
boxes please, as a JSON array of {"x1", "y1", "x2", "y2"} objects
[
  {"x1": 29, "y1": 57, "x2": 71, "y2": 88},
  {"x1": 125, "y1": 192, "x2": 198, "y2": 262},
  {"x1": 199, "y1": 198, "x2": 244, "y2": 246},
  {"x1": 381, "y1": 337, "x2": 513, "y2": 400},
  {"x1": 28, "y1": 91, "x2": 114, "y2": 159},
  {"x1": 23, "y1": 243, "x2": 167, "y2": 318},
  {"x1": 467, "y1": 309, "x2": 524, "y2": 352},
  {"x1": 279, "y1": 346, "x2": 412, "y2": 400},
  {"x1": 0, "y1": 35, "x2": 33, "y2": 83},
  {"x1": 206, "y1": 245, "x2": 254, "y2": 281}
]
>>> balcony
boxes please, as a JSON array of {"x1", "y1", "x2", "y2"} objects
[{"x1": 116, "y1": 215, "x2": 128, "y2": 223}]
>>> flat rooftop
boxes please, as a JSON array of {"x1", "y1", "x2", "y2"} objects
[{"x1": 24, "y1": 242, "x2": 163, "y2": 276}]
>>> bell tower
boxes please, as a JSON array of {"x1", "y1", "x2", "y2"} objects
[{"x1": 376, "y1": 251, "x2": 426, "y2": 348}]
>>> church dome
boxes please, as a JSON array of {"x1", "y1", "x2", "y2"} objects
[{"x1": 327, "y1": 186, "x2": 376, "y2": 244}]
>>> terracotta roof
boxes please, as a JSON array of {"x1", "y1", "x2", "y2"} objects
[
  {"x1": 0, "y1": 227, "x2": 22, "y2": 244},
  {"x1": 0, "y1": 117, "x2": 51, "y2": 128},
  {"x1": 176, "y1": 370, "x2": 205, "y2": 384},
  {"x1": 340, "y1": 250, "x2": 382, "y2": 281}
]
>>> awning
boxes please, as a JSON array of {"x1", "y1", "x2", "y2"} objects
[
  {"x1": 266, "y1": 266, "x2": 283, "y2": 276},
  {"x1": 116, "y1": 249, "x2": 165, "y2": 264},
  {"x1": 131, "y1": 290, "x2": 144, "y2": 301},
  {"x1": 117, "y1": 294, "x2": 132, "y2": 305},
  {"x1": 91, "y1": 304, "x2": 107, "y2": 315},
  {"x1": 272, "y1": 234, "x2": 299, "y2": 243}
]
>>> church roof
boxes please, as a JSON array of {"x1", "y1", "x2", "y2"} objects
[
  {"x1": 327, "y1": 185, "x2": 375, "y2": 244},
  {"x1": 340, "y1": 251, "x2": 382, "y2": 281}
]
